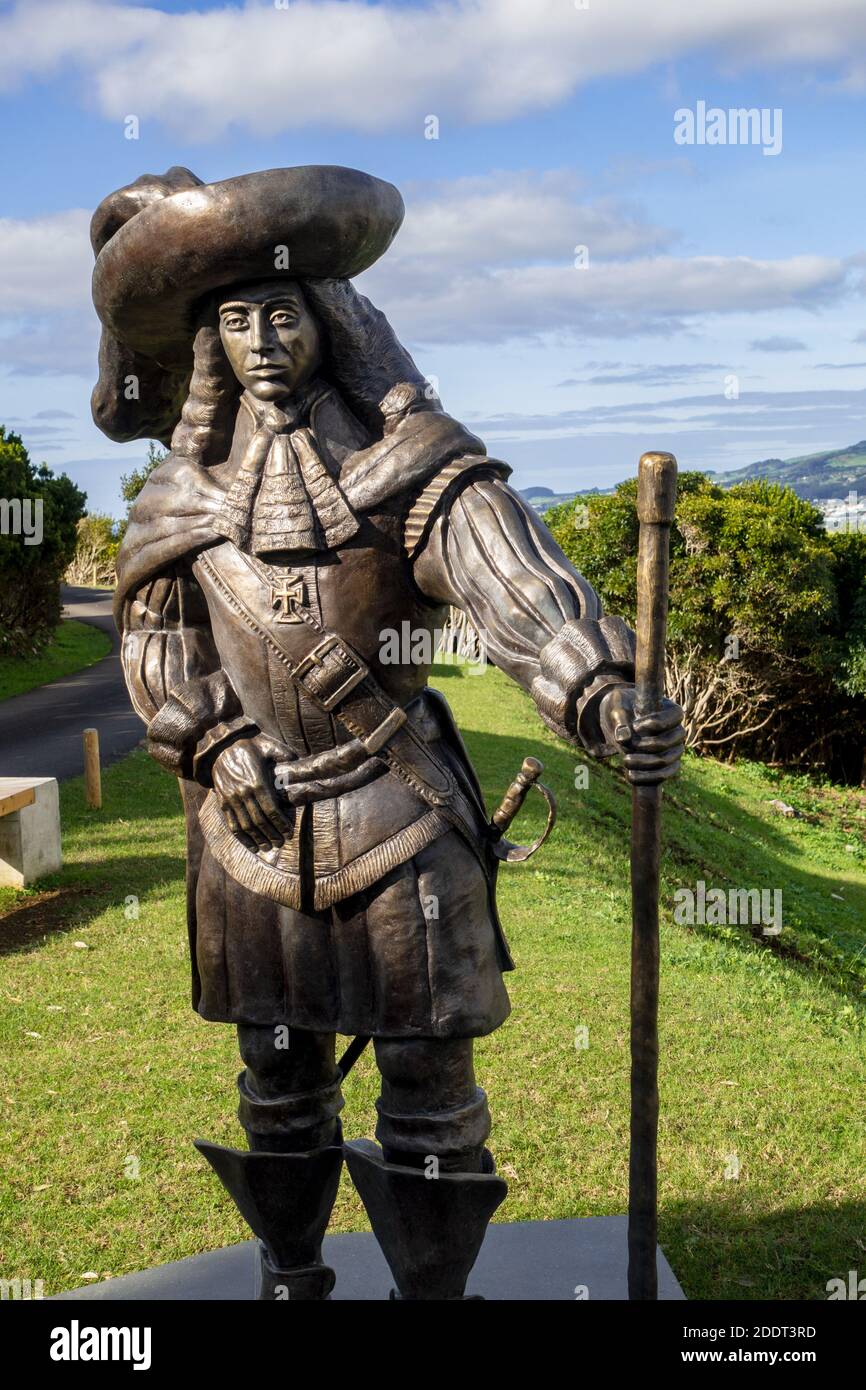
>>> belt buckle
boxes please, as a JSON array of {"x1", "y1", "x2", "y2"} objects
[{"x1": 293, "y1": 635, "x2": 368, "y2": 711}]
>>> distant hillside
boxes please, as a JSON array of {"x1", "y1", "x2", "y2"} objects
[
  {"x1": 707, "y1": 442, "x2": 866, "y2": 500},
  {"x1": 522, "y1": 442, "x2": 866, "y2": 513},
  {"x1": 519, "y1": 485, "x2": 610, "y2": 513}
]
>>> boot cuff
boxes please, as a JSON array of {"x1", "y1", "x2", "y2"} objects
[
  {"x1": 237, "y1": 1069, "x2": 344, "y2": 1143},
  {"x1": 375, "y1": 1084, "x2": 491, "y2": 1158}
]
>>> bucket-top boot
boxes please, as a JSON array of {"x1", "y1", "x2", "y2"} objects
[
  {"x1": 344, "y1": 1138, "x2": 506, "y2": 1300},
  {"x1": 195, "y1": 1134, "x2": 343, "y2": 1300}
]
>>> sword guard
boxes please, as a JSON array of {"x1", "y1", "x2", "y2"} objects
[{"x1": 490, "y1": 756, "x2": 557, "y2": 863}]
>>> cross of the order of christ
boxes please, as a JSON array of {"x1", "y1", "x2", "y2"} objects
[{"x1": 270, "y1": 572, "x2": 306, "y2": 624}]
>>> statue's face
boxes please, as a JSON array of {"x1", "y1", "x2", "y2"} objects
[{"x1": 217, "y1": 280, "x2": 322, "y2": 402}]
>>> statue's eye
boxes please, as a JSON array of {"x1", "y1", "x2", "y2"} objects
[
  {"x1": 271, "y1": 310, "x2": 296, "y2": 326},
  {"x1": 223, "y1": 315, "x2": 247, "y2": 331}
]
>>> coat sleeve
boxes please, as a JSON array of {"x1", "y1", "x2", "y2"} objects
[
  {"x1": 411, "y1": 469, "x2": 636, "y2": 755},
  {"x1": 119, "y1": 566, "x2": 258, "y2": 783}
]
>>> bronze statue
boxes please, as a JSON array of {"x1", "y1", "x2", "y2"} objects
[{"x1": 90, "y1": 165, "x2": 684, "y2": 1301}]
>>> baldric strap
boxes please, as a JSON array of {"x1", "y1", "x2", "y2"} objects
[{"x1": 196, "y1": 547, "x2": 459, "y2": 811}]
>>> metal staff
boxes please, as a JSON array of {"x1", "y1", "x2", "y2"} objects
[{"x1": 628, "y1": 450, "x2": 677, "y2": 1301}]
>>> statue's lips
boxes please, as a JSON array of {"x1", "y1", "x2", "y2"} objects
[{"x1": 246, "y1": 364, "x2": 291, "y2": 377}]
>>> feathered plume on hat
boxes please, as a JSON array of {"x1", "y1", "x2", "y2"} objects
[{"x1": 90, "y1": 164, "x2": 405, "y2": 445}]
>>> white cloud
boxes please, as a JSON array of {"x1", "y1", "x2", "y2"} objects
[
  {"x1": 469, "y1": 385, "x2": 866, "y2": 447},
  {"x1": 0, "y1": 182, "x2": 859, "y2": 368},
  {"x1": 0, "y1": 312, "x2": 98, "y2": 376},
  {"x1": 0, "y1": 210, "x2": 93, "y2": 312},
  {"x1": 364, "y1": 242, "x2": 859, "y2": 345},
  {"x1": 359, "y1": 175, "x2": 860, "y2": 343},
  {"x1": 0, "y1": 209, "x2": 97, "y2": 374},
  {"x1": 2, "y1": 0, "x2": 866, "y2": 137},
  {"x1": 392, "y1": 171, "x2": 674, "y2": 267},
  {"x1": 750, "y1": 335, "x2": 808, "y2": 352}
]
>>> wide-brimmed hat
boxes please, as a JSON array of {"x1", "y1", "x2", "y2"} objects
[{"x1": 90, "y1": 164, "x2": 404, "y2": 443}]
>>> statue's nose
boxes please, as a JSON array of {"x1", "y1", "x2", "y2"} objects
[{"x1": 248, "y1": 313, "x2": 267, "y2": 353}]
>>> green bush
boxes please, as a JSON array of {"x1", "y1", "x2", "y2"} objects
[
  {"x1": 827, "y1": 530, "x2": 866, "y2": 700},
  {"x1": 0, "y1": 427, "x2": 86, "y2": 658},
  {"x1": 546, "y1": 474, "x2": 866, "y2": 780}
]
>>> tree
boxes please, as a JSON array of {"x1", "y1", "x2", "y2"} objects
[
  {"x1": 828, "y1": 531, "x2": 866, "y2": 699},
  {"x1": 66, "y1": 514, "x2": 121, "y2": 587},
  {"x1": 117, "y1": 442, "x2": 166, "y2": 539},
  {"x1": 67, "y1": 441, "x2": 167, "y2": 587},
  {"x1": 0, "y1": 427, "x2": 86, "y2": 657}
]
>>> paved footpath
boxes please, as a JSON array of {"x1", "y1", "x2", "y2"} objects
[{"x1": 0, "y1": 586, "x2": 143, "y2": 781}]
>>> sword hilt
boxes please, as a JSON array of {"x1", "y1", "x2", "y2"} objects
[{"x1": 491, "y1": 756, "x2": 543, "y2": 833}]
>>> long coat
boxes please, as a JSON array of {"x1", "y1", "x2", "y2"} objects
[{"x1": 115, "y1": 384, "x2": 634, "y2": 1037}]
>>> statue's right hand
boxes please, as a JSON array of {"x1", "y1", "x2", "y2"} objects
[{"x1": 211, "y1": 738, "x2": 292, "y2": 851}]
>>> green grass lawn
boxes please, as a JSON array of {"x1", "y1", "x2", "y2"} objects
[
  {"x1": 0, "y1": 663, "x2": 863, "y2": 1299},
  {"x1": 0, "y1": 620, "x2": 111, "y2": 701}
]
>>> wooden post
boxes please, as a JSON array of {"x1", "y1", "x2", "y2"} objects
[
  {"x1": 83, "y1": 728, "x2": 102, "y2": 810},
  {"x1": 628, "y1": 451, "x2": 677, "y2": 1301}
]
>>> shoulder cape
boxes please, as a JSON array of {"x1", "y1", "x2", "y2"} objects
[{"x1": 114, "y1": 404, "x2": 488, "y2": 625}]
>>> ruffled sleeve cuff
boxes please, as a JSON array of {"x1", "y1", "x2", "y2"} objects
[
  {"x1": 531, "y1": 615, "x2": 636, "y2": 753},
  {"x1": 145, "y1": 670, "x2": 256, "y2": 782}
]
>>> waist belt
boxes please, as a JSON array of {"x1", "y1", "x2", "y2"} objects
[{"x1": 197, "y1": 547, "x2": 460, "y2": 816}]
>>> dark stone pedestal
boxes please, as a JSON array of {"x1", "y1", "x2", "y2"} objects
[{"x1": 53, "y1": 1216, "x2": 685, "y2": 1301}]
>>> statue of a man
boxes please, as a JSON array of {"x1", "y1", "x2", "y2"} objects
[{"x1": 91, "y1": 165, "x2": 684, "y2": 1300}]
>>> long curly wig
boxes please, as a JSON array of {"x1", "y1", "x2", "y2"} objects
[{"x1": 169, "y1": 278, "x2": 440, "y2": 468}]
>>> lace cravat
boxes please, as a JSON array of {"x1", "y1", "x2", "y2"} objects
[{"x1": 214, "y1": 387, "x2": 359, "y2": 555}]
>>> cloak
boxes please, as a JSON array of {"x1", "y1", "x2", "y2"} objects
[{"x1": 115, "y1": 402, "x2": 486, "y2": 620}]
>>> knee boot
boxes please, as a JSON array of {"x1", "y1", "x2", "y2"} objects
[
  {"x1": 195, "y1": 1067, "x2": 344, "y2": 1301},
  {"x1": 196, "y1": 1134, "x2": 343, "y2": 1299},
  {"x1": 344, "y1": 1138, "x2": 507, "y2": 1300}
]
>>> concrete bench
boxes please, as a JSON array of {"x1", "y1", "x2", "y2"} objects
[{"x1": 0, "y1": 777, "x2": 61, "y2": 887}]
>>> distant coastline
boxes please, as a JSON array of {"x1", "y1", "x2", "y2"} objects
[{"x1": 521, "y1": 440, "x2": 866, "y2": 528}]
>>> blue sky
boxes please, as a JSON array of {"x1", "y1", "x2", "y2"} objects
[{"x1": 2, "y1": 0, "x2": 866, "y2": 513}]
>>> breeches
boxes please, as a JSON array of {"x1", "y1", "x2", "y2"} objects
[{"x1": 237, "y1": 1024, "x2": 491, "y2": 1172}]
